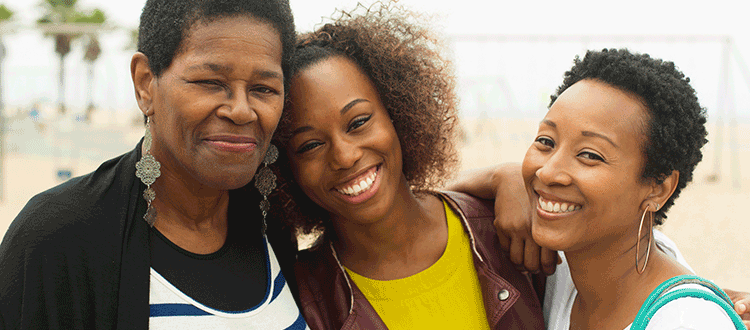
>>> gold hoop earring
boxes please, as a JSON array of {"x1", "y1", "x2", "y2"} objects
[{"x1": 635, "y1": 203, "x2": 658, "y2": 274}]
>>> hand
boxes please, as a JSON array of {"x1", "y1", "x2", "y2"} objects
[
  {"x1": 447, "y1": 163, "x2": 560, "y2": 275},
  {"x1": 491, "y1": 164, "x2": 559, "y2": 275},
  {"x1": 724, "y1": 288, "x2": 750, "y2": 328}
]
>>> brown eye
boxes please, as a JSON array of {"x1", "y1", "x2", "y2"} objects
[
  {"x1": 347, "y1": 115, "x2": 371, "y2": 132},
  {"x1": 535, "y1": 137, "x2": 554, "y2": 148},
  {"x1": 296, "y1": 141, "x2": 323, "y2": 154},
  {"x1": 578, "y1": 151, "x2": 604, "y2": 161}
]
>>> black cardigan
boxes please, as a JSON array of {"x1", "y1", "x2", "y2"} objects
[{"x1": 0, "y1": 141, "x2": 298, "y2": 329}]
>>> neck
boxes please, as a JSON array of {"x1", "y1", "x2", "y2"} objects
[
  {"x1": 332, "y1": 180, "x2": 446, "y2": 280},
  {"x1": 566, "y1": 227, "x2": 689, "y2": 329},
  {"x1": 145, "y1": 154, "x2": 231, "y2": 254}
]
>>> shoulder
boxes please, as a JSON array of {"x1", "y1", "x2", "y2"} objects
[
  {"x1": 643, "y1": 284, "x2": 737, "y2": 329},
  {"x1": 439, "y1": 190, "x2": 494, "y2": 219},
  {"x1": 295, "y1": 244, "x2": 335, "y2": 276},
  {"x1": 1, "y1": 148, "x2": 139, "y2": 252}
]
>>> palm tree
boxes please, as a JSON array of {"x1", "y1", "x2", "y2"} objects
[
  {"x1": 0, "y1": 3, "x2": 13, "y2": 201},
  {"x1": 79, "y1": 9, "x2": 105, "y2": 121},
  {"x1": 37, "y1": 0, "x2": 105, "y2": 115}
]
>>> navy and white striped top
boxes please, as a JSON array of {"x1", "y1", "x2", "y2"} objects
[{"x1": 148, "y1": 236, "x2": 309, "y2": 330}]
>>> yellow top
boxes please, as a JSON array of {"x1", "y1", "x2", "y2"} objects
[{"x1": 344, "y1": 200, "x2": 490, "y2": 330}]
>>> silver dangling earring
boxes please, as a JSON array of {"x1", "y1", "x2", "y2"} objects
[
  {"x1": 135, "y1": 117, "x2": 161, "y2": 227},
  {"x1": 254, "y1": 144, "x2": 278, "y2": 232}
]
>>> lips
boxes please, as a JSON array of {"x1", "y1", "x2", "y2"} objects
[
  {"x1": 538, "y1": 196, "x2": 582, "y2": 213},
  {"x1": 204, "y1": 135, "x2": 258, "y2": 152},
  {"x1": 334, "y1": 165, "x2": 379, "y2": 196},
  {"x1": 534, "y1": 189, "x2": 583, "y2": 215}
]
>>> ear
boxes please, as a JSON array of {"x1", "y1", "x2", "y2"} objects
[
  {"x1": 131, "y1": 52, "x2": 156, "y2": 117},
  {"x1": 641, "y1": 170, "x2": 679, "y2": 212}
]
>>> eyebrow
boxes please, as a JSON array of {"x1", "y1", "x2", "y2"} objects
[
  {"x1": 581, "y1": 131, "x2": 619, "y2": 148},
  {"x1": 340, "y1": 99, "x2": 369, "y2": 114},
  {"x1": 289, "y1": 99, "x2": 371, "y2": 138},
  {"x1": 186, "y1": 63, "x2": 283, "y2": 80},
  {"x1": 541, "y1": 119, "x2": 619, "y2": 148}
]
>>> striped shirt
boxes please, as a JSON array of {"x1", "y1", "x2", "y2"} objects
[{"x1": 149, "y1": 236, "x2": 309, "y2": 330}]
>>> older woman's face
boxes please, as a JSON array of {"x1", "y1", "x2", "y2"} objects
[
  {"x1": 285, "y1": 56, "x2": 404, "y2": 224},
  {"x1": 148, "y1": 16, "x2": 284, "y2": 190},
  {"x1": 522, "y1": 79, "x2": 654, "y2": 253}
]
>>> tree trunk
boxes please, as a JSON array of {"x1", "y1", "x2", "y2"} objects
[{"x1": 58, "y1": 53, "x2": 65, "y2": 114}]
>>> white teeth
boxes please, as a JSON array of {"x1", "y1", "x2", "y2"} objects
[
  {"x1": 538, "y1": 196, "x2": 581, "y2": 213},
  {"x1": 337, "y1": 170, "x2": 378, "y2": 196}
]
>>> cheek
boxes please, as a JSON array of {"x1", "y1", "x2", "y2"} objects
[
  {"x1": 521, "y1": 148, "x2": 540, "y2": 182},
  {"x1": 260, "y1": 100, "x2": 284, "y2": 135},
  {"x1": 290, "y1": 158, "x2": 322, "y2": 196}
]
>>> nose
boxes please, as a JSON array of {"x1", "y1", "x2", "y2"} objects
[
  {"x1": 328, "y1": 135, "x2": 363, "y2": 171},
  {"x1": 216, "y1": 87, "x2": 258, "y2": 125},
  {"x1": 535, "y1": 149, "x2": 573, "y2": 187}
]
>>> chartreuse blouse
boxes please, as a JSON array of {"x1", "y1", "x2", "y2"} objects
[{"x1": 345, "y1": 200, "x2": 490, "y2": 330}]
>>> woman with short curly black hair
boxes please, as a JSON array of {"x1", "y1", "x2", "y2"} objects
[
  {"x1": 523, "y1": 49, "x2": 744, "y2": 329},
  {"x1": 268, "y1": 2, "x2": 545, "y2": 329}
]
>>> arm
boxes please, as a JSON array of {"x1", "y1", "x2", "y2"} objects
[
  {"x1": 725, "y1": 288, "x2": 750, "y2": 328},
  {"x1": 448, "y1": 163, "x2": 559, "y2": 275}
]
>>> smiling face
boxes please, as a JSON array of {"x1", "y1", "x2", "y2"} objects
[
  {"x1": 522, "y1": 79, "x2": 656, "y2": 252},
  {"x1": 285, "y1": 56, "x2": 405, "y2": 224},
  {"x1": 144, "y1": 16, "x2": 284, "y2": 190}
]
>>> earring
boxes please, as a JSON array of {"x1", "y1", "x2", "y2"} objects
[
  {"x1": 635, "y1": 203, "x2": 658, "y2": 274},
  {"x1": 135, "y1": 117, "x2": 161, "y2": 227},
  {"x1": 254, "y1": 144, "x2": 278, "y2": 232}
]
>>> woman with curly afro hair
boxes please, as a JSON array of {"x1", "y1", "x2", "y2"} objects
[{"x1": 266, "y1": 2, "x2": 545, "y2": 329}]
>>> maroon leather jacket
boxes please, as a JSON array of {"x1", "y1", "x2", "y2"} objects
[{"x1": 294, "y1": 191, "x2": 545, "y2": 329}]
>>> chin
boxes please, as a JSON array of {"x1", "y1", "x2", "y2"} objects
[
  {"x1": 199, "y1": 170, "x2": 257, "y2": 191},
  {"x1": 531, "y1": 221, "x2": 574, "y2": 252}
]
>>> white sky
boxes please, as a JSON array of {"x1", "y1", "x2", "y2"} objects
[{"x1": 2, "y1": 0, "x2": 750, "y2": 118}]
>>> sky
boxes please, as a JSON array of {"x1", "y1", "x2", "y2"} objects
[{"x1": 2, "y1": 0, "x2": 750, "y2": 120}]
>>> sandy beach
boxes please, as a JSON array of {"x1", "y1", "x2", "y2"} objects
[{"x1": 1, "y1": 116, "x2": 748, "y2": 292}]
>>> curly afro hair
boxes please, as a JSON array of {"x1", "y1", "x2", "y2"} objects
[
  {"x1": 137, "y1": 0, "x2": 295, "y2": 85},
  {"x1": 268, "y1": 1, "x2": 460, "y2": 235},
  {"x1": 550, "y1": 48, "x2": 708, "y2": 225}
]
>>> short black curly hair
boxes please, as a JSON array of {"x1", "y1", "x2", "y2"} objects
[
  {"x1": 269, "y1": 2, "x2": 460, "y2": 235},
  {"x1": 137, "y1": 0, "x2": 295, "y2": 85},
  {"x1": 550, "y1": 48, "x2": 708, "y2": 225}
]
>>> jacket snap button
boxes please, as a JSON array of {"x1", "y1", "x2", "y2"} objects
[{"x1": 498, "y1": 289, "x2": 510, "y2": 301}]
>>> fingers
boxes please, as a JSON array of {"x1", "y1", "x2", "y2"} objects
[
  {"x1": 724, "y1": 288, "x2": 750, "y2": 328},
  {"x1": 540, "y1": 247, "x2": 559, "y2": 275},
  {"x1": 497, "y1": 230, "x2": 511, "y2": 253},
  {"x1": 509, "y1": 235, "x2": 525, "y2": 267},
  {"x1": 523, "y1": 240, "x2": 541, "y2": 274}
]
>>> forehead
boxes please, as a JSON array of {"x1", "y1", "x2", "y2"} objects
[
  {"x1": 547, "y1": 79, "x2": 648, "y2": 141},
  {"x1": 288, "y1": 56, "x2": 380, "y2": 120},
  {"x1": 178, "y1": 16, "x2": 283, "y2": 65}
]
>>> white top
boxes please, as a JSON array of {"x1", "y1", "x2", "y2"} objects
[
  {"x1": 543, "y1": 229, "x2": 736, "y2": 330},
  {"x1": 148, "y1": 236, "x2": 309, "y2": 330}
]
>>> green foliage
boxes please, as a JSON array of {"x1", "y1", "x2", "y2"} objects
[
  {"x1": 36, "y1": 0, "x2": 107, "y2": 57},
  {"x1": 74, "y1": 8, "x2": 105, "y2": 24},
  {"x1": 37, "y1": 0, "x2": 105, "y2": 25},
  {"x1": 0, "y1": 4, "x2": 13, "y2": 21}
]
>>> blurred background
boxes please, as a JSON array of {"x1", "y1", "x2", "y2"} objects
[{"x1": 0, "y1": 0, "x2": 747, "y2": 291}]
